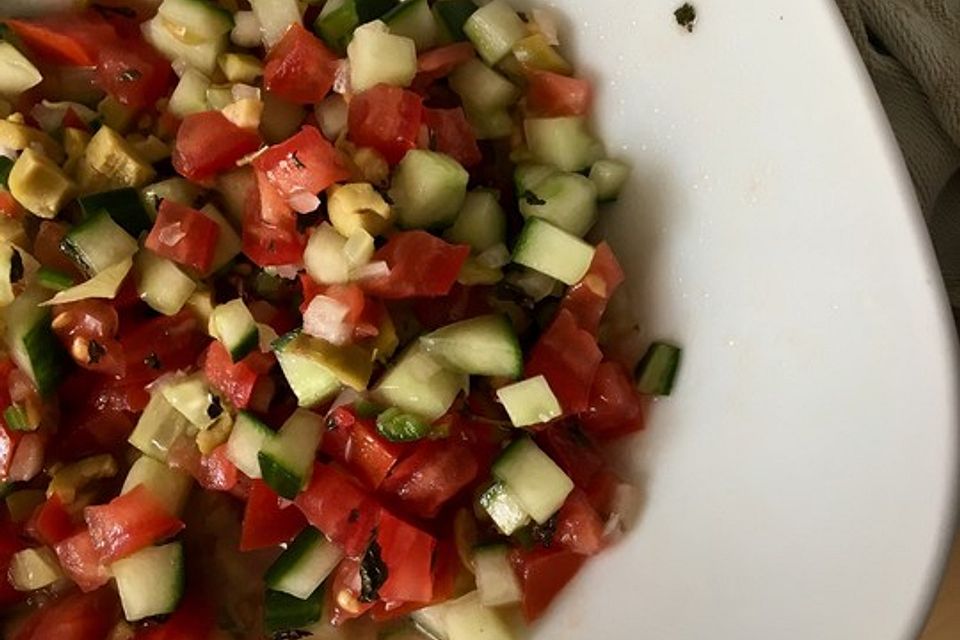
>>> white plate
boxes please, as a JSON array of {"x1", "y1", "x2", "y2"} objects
[{"x1": 523, "y1": 0, "x2": 960, "y2": 638}]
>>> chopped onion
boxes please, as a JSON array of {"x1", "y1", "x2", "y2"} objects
[
  {"x1": 332, "y1": 60, "x2": 351, "y2": 95},
  {"x1": 231, "y1": 83, "x2": 261, "y2": 102},
  {"x1": 264, "y1": 264, "x2": 302, "y2": 280},
  {"x1": 315, "y1": 95, "x2": 348, "y2": 141},
  {"x1": 7, "y1": 433, "x2": 44, "y2": 482},
  {"x1": 0, "y1": 146, "x2": 17, "y2": 160},
  {"x1": 328, "y1": 388, "x2": 360, "y2": 414},
  {"x1": 257, "y1": 323, "x2": 279, "y2": 353},
  {"x1": 303, "y1": 294, "x2": 352, "y2": 345},
  {"x1": 231, "y1": 11, "x2": 262, "y2": 49},
  {"x1": 350, "y1": 260, "x2": 390, "y2": 281},
  {"x1": 507, "y1": 268, "x2": 557, "y2": 301},
  {"x1": 603, "y1": 483, "x2": 641, "y2": 539},
  {"x1": 531, "y1": 9, "x2": 560, "y2": 45},
  {"x1": 343, "y1": 229, "x2": 374, "y2": 270},
  {"x1": 288, "y1": 190, "x2": 322, "y2": 214},
  {"x1": 476, "y1": 243, "x2": 511, "y2": 269}
]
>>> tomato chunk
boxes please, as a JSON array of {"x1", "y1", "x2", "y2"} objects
[
  {"x1": 525, "y1": 309, "x2": 603, "y2": 415},
  {"x1": 173, "y1": 111, "x2": 262, "y2": 183},
  {"x1": 243, "y1": 170, "x2": 307, "y2": 267},
  {"x1": 360, "y1": 231, "x2": 470, "y2": 299},
  {"x1": 423, "y1": 107, "x2": 482, "y2": 168},
  {"x1": 322, "y1": 406, "x2": 404, "y2": 489},
  {"x1": 381, "y1": 439, "x2": 479, "y2": 518},
  {"x1": 136, "y1": 590, "x2": 216, "y2": 640},
  {"x1": 203, "y1": 341, "x2": 272, "y2": 410},
  {"x1": 295, "y1": 463, "x2": 380, "y2": 558},
  {"x1": 5, "y1": 13, "x2": 114, "y2": 66},
  {"x1": 511, "y1": 547, "x2": 585, "y2": 621},
  {"x1": 264, "y1": 23, "x2": 339, "y2": 104},
  {"x1": 54, "y1": 529, "x2": 111, "y2": 593},
  {"x1": 97, "y1": 38, "x2": 173, "y2": 110},
  {"x1": 560, "y1": 242, "x2": 625, "y2": 335},
  {"x1": 348, "y1": 84, "x2": 423, "y2": 165},
  {"x1": 240, "y1": 480, "x2": 308, "y2": 551},
  {"x1": 145, "y1": 199, "x2": 220, "y2": 272},
  {"x1": 84, "y1": 485, "x2": 184, "y2": 562},
  {"x1": 416, "y1": 42, "x2": 475, "y2": 80},
  {"x1": 525, "y1": 70, "x2": 593, "y2": 117},
  {"x1": 254, "y1": 126, "x2": 350, "y2": 203},
  {"x1": 14, "y1": 588, "x2": 120, "y2": 640},
  {"x1": 579, "y1": 361, "x2": 645, "y2": 439},
  {"x1": 376, "y1": 510, "x2": 436, "y2": 604},
  {"x1": 554, "y1": 488, "x2": 606, "y2": 556},
  {"x1": 27, "y1": 494, "x2": 76, "y2": 546}
]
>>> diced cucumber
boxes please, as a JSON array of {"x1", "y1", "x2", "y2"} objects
[
  {"x1": 372, "y1": 343, "x2": 467, "y2": 422},
  {"x1": 443, "y1": 190, "x2": 506, "y2": 253},
  {"x1": 511, "y1": 33, "x2": 572, "y2": 75},
  {"x1": 492, "y1": 437, "x2": 573, "y2": 524},
  {"x1": 264, "y1": 585, "x2": 326, "y2": 633},
  {"x1": 36, "y1": 267, "x2": 74, "y2": 292},
  {"x1": 77, "y1": 188, "x2": 152, "y2": 238},
  {"x1": 464, "y1": 0, "x2": 527, "y2": 66},
  {"x1": 225, "y1": 411, "x2": 276, "y2": 479},
  {"x1": 473, "y1": 545, "x2": 521, "y2": 606},
  {"x1": 462, "y1": 104, "x2": 512, "y2": 140},
  {"x1": 141, "y1": 178, "x2": 202, "y2": 219},
  {"x1": 219, "y1": 53, "x2": 264, "y2": 84},
  {"x1": 274, "y1": 330, "x2": 372, "y2": 396},
  {"x1": 390, "y1": 150, "x2": 469, "y2": 229},
  {"x1": 199, "y1": 204, "x2": 242, "y2": 274},
  {"x1": 42, "y1": 256, "x2": 132, "y2": 307},
  {"x1": 5, "y1": 286, "x2": 66, "y2": 397},
  {"x1": 348, "y1": 21, "x2": 418, "y2": 92},
  {"x1": 303, "y1": 223, "x2": 349, "y2": 285},
  {"x1": 112, "y1": 542, "x2": 184, "y2": 622},
  {"x1": 376, "y1": 407, "x2": 431, "y2": 442},
  {"x1": 519, "y1": 172, "x2": 597, "y2": 237},
  {"x1": 448, "y1": 59, "x2": 519, "y2": 114},
  {"x1": 383, "y1": 0, "x2": 438, "y2": 50},
  {"x1": 420, "y1": 315, "x2": 521, "y2": 378},
  {"x1": 258, "y1": 408, "x2": 323, "y2": 499},
  {"x1": 142, "y1": 16, "x2": 225, "y2": 76},
  {"x1": 495, "y1": 375, "x2": 561, "y2": 427},
  {"x1": 8, "y1": 547, "x2": 63, "y2": 591},
  {"x1": 231, "y1": 10, "x2": 262, "y2": 48},
  {"x1": 524, "y1": 116, "x2": 604, "y2": 172},
  {"x1": 635, "y1": 342, "x2": 682, "y2": 396},
  {"x1": 135, "y1": 250, "x2": 197, "y2": 316},
  {"x1": 0, "y1": 242, "x2": 22, "y2": 307},
  {"x1": 168, "y1": 68, "x2": 211, "y2": 119},
  {"x1": 160, "y1": 373, "x2": 221, "y2": 430},
  {"x1": 206, "y1": 84, "x2": 233, "y2": 110},
  {"x1": 250, "y1": 0, "x2": 303, "y2": 48},
  {"x1": 128, "y1": 392, "x2": 191, "y2": 462},
  {"x1": 122, "y1": 455, "x2": 193, "y2": 516},
  {"x1": 315, "y1": 0, "x2": 399, "y2": 52},
  {"x1": 479, "y1": 481, "x2": 530, "y2": 535},
  {"x1": 61, "y1": 211, "x2": 139, "y2": 276},
  {"x1": 432, "y1": 0, "x2": 478, "y2": 42},
  {"x1": 444, "y1": 591, "x2": 516, "y2": 640},
  {"x1": 209, "y1": 298, "x2": 259, "y2": 362},
  {"x1": 589, "y1": 158, "x2": 631, "y2": 202},
  {"x1": 513, "y1": 163, "x2": 556, "y2": 196},
  {"x1": 274, "y1": 342, "x2": 342, "y2": 409},
  {"x1": 158, "y1": 0, "x2": 234, "y2": 41},
  {"x1": 265, "y1": 527, "x2": 343, "y2": 599},
  {"x1": 511, "y1": 218, "x2": 595, "y2": 285},
  {"x1": 0, "y1": 42, "x2": 42, "y2": 95}
]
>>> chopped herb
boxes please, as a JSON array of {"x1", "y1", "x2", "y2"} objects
[
  {"x1": 532, "y1": 516, "x2": 557, "y2": 548},
  {"x1": 144, "y1": 352, "x2": 162, "y2": 370},
  {"x1": 118, "y1": 68, "x2": 143, "y2": 83},
  {"x1": 325, "y1": 414, "x2": 341, "y2": 431},
  {"x1": 206, "y1": 395, "x2": 223, "y2": 419},
  {"x1": 87, "y1": 340, "x2": 106, "y2": 364},
  {"x1": 9, "y1": 249, "x2": 23, "y2": 284},
  {"x1": 674, "y1": 3, "x2": 697, "y2": 32},
  {"x1": 359, "y1": 539, "x2": 388, "y2": 603},
  {"x1": 289, "y1": 151, "x2": 306, "y2": 169},
  {"x1": 376, "y1": 408, "x2": 430, "y2": 442},
  {"x1": 523, "y1": 191, "x2": 547, "y2": 206},
  {"x1": 348, "y1": 508, "x2": 360, "y2": 523}
]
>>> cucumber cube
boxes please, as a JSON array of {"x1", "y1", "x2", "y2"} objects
[
  {"x1": 492, "y1": 438, "x2": 573, "y2": 524},
  {"x1": 495, "y1": 375, "x2": 562, "y2": 427},
  {"x1": 511, "y1": 218, "x2": 595, "y2": 285}
]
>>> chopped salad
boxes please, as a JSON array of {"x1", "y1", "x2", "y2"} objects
[{"x1": 0, "y1": 0, "x2": 681, "y2": 638}]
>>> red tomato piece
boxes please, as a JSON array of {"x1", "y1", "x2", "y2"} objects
[
  {"x1": 423, "y1": 107, "x2": 482, "y2": 168},
  {"x1": 381, "y1": 440, "x2": 479, "y2": 519},
  {"x1": 295, "y1": 463, "x2": 380, "y2": 558},
  {"x1": 173, "y1": 111, "x2": 262, "y2": 183},
  {"x1": 584, "y1": 467, "x2": 623, "y2": 519},
  {"x1": 0, "y1": 422, "x2": 21, "y2": 479},
  {"x1": 416, "y1": 42, "x2": 475, "y2": 80},
  {"x1": 327, "y1": 558, "x2": 375, "y2": 625},
  {"x1": 0, "y1": 522, "x2": 25, "y2": 606},
  {"x1": 168, "y1": 437, "x2": 238, "y2": 492},
  {"x1": 27, "y1": 494, "x2": 76, "y2": 546},
  {"x1": 243, "y1": 170, "x2": 307, "y2": 266},
  {"x1": 376, "y1": 510, "x2": 436, "y2": 604},
  {"x1": 253, "y1": 126, "x2": 350, "y2": 200},
  {"x1": 96, "y1": 39, "x2": 173, "y2": 110},
  {"x1": 52, "y1": 408, "x2": 134, "y2": 463},
  {"x1": 54, "y1": 529, "x2": 111, "y2": 593},
  {"x1": 322, "y1": 407, "x2": 404, "y2": 490},
  {"x1": 348, "y1": 84, "x2": 423, "y2": 165},
  {"x1": 525, "y1": 70, "x2": 593, "y2": 117},
  {"x1": 84, "y1": 485, "x2": 184, "y2": 562},
  {"x1": 240, "y1": 480, "x2": 308, "y2": 551},
  {"x1": 136, "y1": 590, "x2": 216, "y2": 640},
  {"x1": 145, "y1": 200, "x2": 220, "y2": 272},
  {"x1": 202, "y1": 341, "x2": 272, "y2": 409},
  {"x1": 560, "y1": 242, "x2": 625, "y2": 335},
  {"x1": 579, "y1": 361, "x2": 645, "y2": 439},
  {"x1": 511, "y1": 547, "x2": 586, "y2": 621},
  {"x1": 5, "y1": 12, "x2": 115, "y2": 66},
  {"x1": 554, "y1": 488, "x2": 605, "y2": 556},
  {"x1": 525, "y1": 309, "x2": 603, "y2": 415},
  {"x1": 264, "y1": 23, "x2": 338, "y2": 104},
  {"x1": 34, "y1": 221, "x2": 83, "y2": 278},
  {"x1": 7, "y1": 433, "x2": 45, "y2": 482},
  {"x1": 14, "y1": 588, "x2": 120, "y2": 640},
  {"x1": 360, "y1": 231, "x2": 470, "y2": 299},
  {"x1": 535, "y1": 423, "x2": 604, "y2": 489},
  {"x1": 120, "y1": 311, "x2": 208, "y2": 387},
  {"x1": 0, "y1": 191, "x2": 24, "y2": 218}
]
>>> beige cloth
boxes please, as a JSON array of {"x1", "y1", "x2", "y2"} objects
[{"x1": 837, "y1": 0, "x2": 960, "y2": 307}]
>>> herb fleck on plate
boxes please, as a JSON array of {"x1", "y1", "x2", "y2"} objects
[{"x1": 675, "y1": 3, "x2": 697, "y2": 32}]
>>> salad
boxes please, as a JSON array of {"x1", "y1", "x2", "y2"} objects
[{"x1": 0, "y1": 0, "x2": 682, "y2": 638}]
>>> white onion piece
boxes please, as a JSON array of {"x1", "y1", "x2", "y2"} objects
[
  {"x1": 350, "y1": 260, "x2": 390, "y2": 281},
  {"x1": 30, "y1": 103, "x2": 64, "y2": 133},
  {"x1": 315, "y1": 95, "x2": 348, "y2": 141},
  {"x1": 476, "y1": 243, "x2": 511, "y2": 269},
  {"x1": 264, "y1": 264, "x2": 302, "y2": 280},
  {"x1": 288, "y1": 191, "x2": 322, "y2": 214},
  {"x1": 231, "y1": 11, "x2": 262, "y2": 49},
  {"x1": 303, "y1": 295, "x2": 352, "y2": 345},
  {"x1": 231, "y1": 83, "x2": 261, "y2": 102},
  {"x1": 531, "y1": 9, "x2": 560, "y2": 45},
  {"x1": 332, "y1": 60, "x2": 351, "y2": 95},
  {"x1": 328, "y1": 388, "x2": 361, "y2": 414},
  {"x1": 7, "y1": 433, "x2": 44, "y2": 482}
]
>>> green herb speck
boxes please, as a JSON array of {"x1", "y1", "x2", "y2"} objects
[{"x1": 675, "y1": 3, "x2": 697, "y2": 32}]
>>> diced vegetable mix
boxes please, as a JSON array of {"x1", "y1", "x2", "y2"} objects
[{"x1": 0, "y1": 0, "x2": 683, "y2": 638}]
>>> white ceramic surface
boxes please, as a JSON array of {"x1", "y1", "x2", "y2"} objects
[{"x1": 521, "y1": 0, "x2": 960, "y2": 638}]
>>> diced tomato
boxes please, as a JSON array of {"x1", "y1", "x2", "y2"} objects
[
  {"x1": 416, "y1": 42, "x2": 475, "y2": 80},
  {"x1": 423, "y1": 107, "x2": 482, "y2": 168},
  {"x1": 253, "y1": 126, "x2": 350, "y2": 200},
  {"x1": 327, "y1": 558, "x2": 375, "y2": 625},
  {"x1": 52, "y1": 300, "x2": 125, "y2": 377},
  {"x1": 0, "y1": 191, "x2": 24, "y2": 218},
  {"x1": 5, "y1": 12, "x2": 115, "y2": 66},
  {"x1": 96, "y1": 38, "x2": 173, "y2": 110},
  {"x1": 136, "y1": 590, "x2": 216, "y2": 640},
  {"x1": 54, "y1": 529, "x2": 111, "y2": 593},
  {"x1": 300, "y1": 281, "x2": 380, "y2": 340},
  {"x1": 369, "y1": 538, "x2": 460, "y2": 620},
  {"x1": 243, "y1": 170, "x2": 307, "y2": 267},
  {"x1": 560, "y1": 242, "x2": 625, "y2": 335},
  {"x1": 381, "y1": 439, "x2": 479, "y2": 518},
  {"x1": 27, "y1": 494, "x2": 76, "y2": 546},
  {"x1": 120, "y1": 311, "x2": 208, "y2": 386},
  {"x1": 145, "y1": 200, "x2": 221, "y2": 272},
  {"x1": 322, "y1": 406, "x2": 404, "y2": 490},
  {"x1": 360, "y1": 231, "x2": 470, "y2": 299},
  {"x1": 535, "y1": 423, "x2": 605, "y2": 489},
  {"x1": 511, "y1": 547, "x2": 586, "y2": 621},
  {"x1": 169, "y1": 437, "x2": 238, "y2": 492},
  {"x1": 376, "y1": 510, "x2": 436, "y2": 604},
  {"x1": 348, "y1": 84, "x2": 423, "y2": 165},
  {"x1": 173, "y1": 111, "x2": 262, "y2": 183},
  {"x1": 84, "y1": 485, "x2": 184, "y2": 562},
  {"x1": 240, "y1": 480, "x2": 308, "y2": 551},
  {"x1": 8, "y1": 433, "x2": 45, "y2": 482},
  {"x1": 554, "y1": 489, "x2": 605, "y2": 556},
  {"x1": 34, "y1": 220, "x2": 83, "y2": 279},
  {"x1": 295, "y1": 463, "x2": 380, "y2": 558},
  {"x1": 54, "y1": 408, "x2": 134, "y2": 463},
  {"x1": 525, "y1": 309, "x2": 603, "y2": 415},
  {"x1": 579, "y1": 361, "x2": 645, "y2": 439},
  {"x1": 202, "y1": 341, "x2": 272, "y2": 409},
  {"x1": 264, "y1": 23, "x2": 339, "y2": 104},
  {"x1": 0, "y1": 522, "x2": 25, "y2": 606},
  {"x1": 14, "y1": 588, "x2": 120, "y2": 640},
  {"x1": 0, "y1": 423, "x2": 21, "y2": 479},
  {"x1": 525, "y1": 70, "x2": 593, "y2": 117},
  {"x1": 584, "y1": 467, "x2": 623, "y2": 519}
]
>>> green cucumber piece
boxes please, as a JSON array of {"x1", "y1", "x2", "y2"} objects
[
  {"x1": 160, "y1": 373, "x2": 221, "y2": 430},
  {"x1": 6, "y1": 287, "x2": 66, "y2": 397},
  {"x1": 121, "y1": 455, "x2": 193, "y2": 516},
  {"x1": 389, "y1": 150, "x2": 469, "y2": 229},
  {"x1": 273, "y1": 330, "x2": 372, "y2": 405},
  {"x1": 432, "y1": 0, "x2": 478, "y2": 42},
  {"x1": 199, "y1": 204, "x2": 242, "y2": 274},
  {"x1": 128, "y1": 392, "x2": 191, "y2": 462},
  {"x1": 78, "y1": 187, "x2": 152, "y2": 238},
  {"x1": 524, "y1": 116, "x2": 604, "y2": 172},
  {"x1": 141, "y1": 178, "x2": 203, "y2": 219},
  {"x1": 0, "y1": 242, "x2": 22, "y2": 306},
  {"x1": 135, "y1": 250, "x2": 197, "y2": 316},
  {"x1": 315, "y1": 0, "x2": 399, "y2": 52},
  {"x1": 513, "y1": 163, "x2": 557, "y2": 196},
  {"x1": 141, "y1": 16, "x2": 225, "y2": 76},
  {"x1": 473, "y1": 545, "x2": 522, "y2": 606},
  {"x1": 372, "y1": 343, "x2": 467, "y2": 422},
  {"x1": 511, "y1": 218, "x2": 595, "y2": 285},
  {"x1": 265, "y1": 527, "x2": 344, "y2": 599},
  {"x1": 479, "y1": 481, "x2": 530, "y2": 535},
  {"x1": 249, "y1": 0, "x2": 302, "y2": 48},
  {"x1": 61, "y1": 211, "x2": 139, "y2": 276},
  {"x1": 383, "y1": 0, "x2": 438, "y2": 50},
  {"x1": 492, "y1": 437, "x2": 573, "y2": 524},
  {"x1": 348, "y1": 21, "x2": 418, "y2": 93},
  {"x1": 420, "y1": 314, "x2": 521, "y2": 378},
  {"x1": 635, "y1": 342, "x2": 682, "y2": 396},
  {"x1": 36, "y1": 267, "x2": 74, "y2": 292},
  {"x1": 225, "y1": 411, "x2": 276, "y2": 479},
  {"x1": 444, "y1": 591, "x2": 515, "y2": 640},
  {"x1": 375, "y1": 407, "x2": 431, "y2": 442},
  {"x1": 258, "y1": 408, "x2": 323, "y2": 499},
  {"x1": 209, "y1": 298, "x2": 258, "y2": 362},
  {"x1": 264, "y1": 585, "x2": 326, "y2": 633},
  {"x1": 463, "y1": 0, "x2": 527, "y2": 66},
  {"x1": 443, "y1": 189, "x2": 506, "y2": 253},
  {"x1": 448, "y1": 58, "x2": 519, "y2": 114},
  {"x1": 167, "y1": 68, "x2": 211, "y2": 119},
  {"x1": 589, "y1": 158, "x2": 631, "y2": 202},
  {"x1": 112, "y1": 542, "x2": 184, "y2": 622},
  {"x1": 158, "y1": 0, "x2": 234, "y2": 40},
  {"x1": 518, "y1": 172, "x2": 597, "y2": 237},
  {"x1": 495, "y1": 375, "x2": 561, "y2": 427}
]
